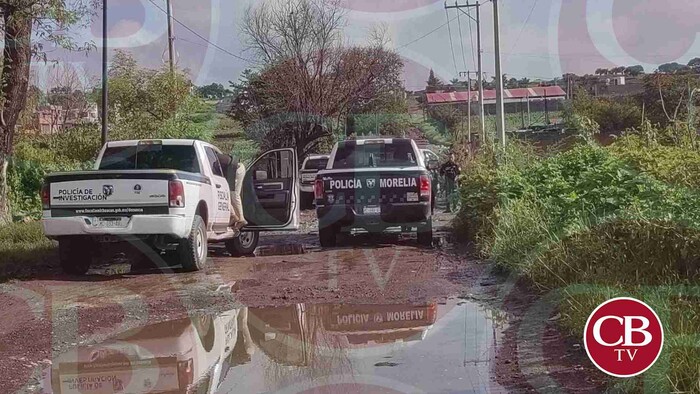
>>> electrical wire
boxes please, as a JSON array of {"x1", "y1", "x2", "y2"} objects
[
  {"x1": 456, "y1": 7, "x2": 469, "y2": 71},
  {"x1": 506, "y1": 0, "x2": 539, "y2": 63},
  {"x1": 147, "y1": 0, "x2": 255, "y2": 64},
  {"x1": 397, "y1": 16, "x2": 458, "y2": 49},
  {"x1": 445, "y1": 8, "x2": 459, "y2": 77},
  {"x1": 466, "y1": 4, "x2": 477, "y2": 70}
]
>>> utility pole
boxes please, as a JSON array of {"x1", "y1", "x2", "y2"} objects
[
  {"x1": 467, "y1": 71, "x2": 472, "y2": 142},
  {"x1": 101, "y1": 0, "x2": 108, "y2": 146},
  {"x1": 445, "y1": 1, "x2": 484, "y2": 141},
  {"x1": 493, "y1": 0, "x2": 506, "y2": 147},
  {"x1": 166, "y1": 0, "x2": 175, "y2": 72}
]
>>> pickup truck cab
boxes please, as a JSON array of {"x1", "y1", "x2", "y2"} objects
[
  {"x1": 42, "y1": 139, "x2": 299, "y2": 274},
  {"x1": 299, "y1": 154, "x2": 329, "y2": 209},
  {"x1": 314, "y1": 138, "x2": 435, "y2": 247}
]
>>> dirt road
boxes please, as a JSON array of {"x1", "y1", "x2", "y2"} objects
[{"x1": 0, "y1": 211, "x2": 603, "y2": 393}]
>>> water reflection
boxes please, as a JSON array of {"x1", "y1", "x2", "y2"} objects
[{"x1": 47, "y1": 301, "x2": 501, "y2": 393}]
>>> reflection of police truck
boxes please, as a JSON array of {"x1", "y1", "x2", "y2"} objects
[
  {"x1": 41, "y1": 139, "x2": 300, "y2": 274},
  {"x1": 48, "y1": 310, "x2": 242, "y2": 394},
  {"x1": 314, "y1": 138, "x2": 437, "y2": 247}
]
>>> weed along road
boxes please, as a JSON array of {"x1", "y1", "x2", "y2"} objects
[{"x1": 0, "y1": 211, "x2": 607, "y2": 393}]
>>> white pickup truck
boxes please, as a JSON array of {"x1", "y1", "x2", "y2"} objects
[{"x1": 41, "y1": 139, "x2": 299, "y2": 274}]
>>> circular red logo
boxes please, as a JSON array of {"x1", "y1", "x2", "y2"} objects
[{"x1": 583, "y1": 297, "x2": 664, "y2": 378}]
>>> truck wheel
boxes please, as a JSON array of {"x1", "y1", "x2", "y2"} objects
[
  {"x1": 225, "y1": 231, "x2": 259, "y2": 257},
  {"x1": 319, "y1": 225, "x2": 337, "y2": 248},
  {"x1": 178, "y1": 215, "x2": 208, "y2": 271},
  {"x1": 59, "y1": 238, "x2": 93, "y2": 275},
  {"x1": 417, "y1": 220, "x2": 433, "y2": 247}
]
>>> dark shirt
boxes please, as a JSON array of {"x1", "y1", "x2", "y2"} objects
[{"x1": 440, "y1": 160, "x2": 460, "y2": 180}]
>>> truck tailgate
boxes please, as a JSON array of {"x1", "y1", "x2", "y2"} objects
[
  {"x1": 47, "y1": 174, "x2": 170, "y2": 217},
  {"x1": 318, "y1": 170, "x2": 425, "y2": 206}
]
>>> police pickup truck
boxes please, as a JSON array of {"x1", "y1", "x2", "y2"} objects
[
  {"x1": 314, "y1": 138, "x2": 437, "y2": 247},
  {"x1": 42, "y1": 139, "x2": 300, "y2": 274}
]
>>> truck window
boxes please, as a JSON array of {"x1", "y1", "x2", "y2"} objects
[
  {"x1": 253, "y1": 150, "x2": 294, "y2": 180},
  {"x1": 99, "y1": 145, "x2": 201, "y2": 173},
  {"x1": 304, "y1": 158, "x2": 329, "y2": 170},
  {"x1": 332, "y1": 142, "x2": 417, "y2": 169},
  {"x1": 204, "y1": 147, "x2": 224, "y2": 177}
]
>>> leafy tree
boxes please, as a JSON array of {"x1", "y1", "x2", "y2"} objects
[
  {"x1": 624, "y1": 65, "x2": 645, "y2": 76},
  {"x1": 595, "y1": 68, "x2": 609, "y2": 75},
  {"x1": 640, "y1": 73, "x2": 700, "y2": 126},
  {"x1": 610, "y1": 66, "x2": 626, "y2": 75},
  {"x1": 97, "y1": 50, "x2": 210, "y2": 141},
  {"x1": 427, "y1": 69, "x2": 442, "y2": 91},
  {"x1": 0, "y1": 0, "x2": 94, "y2": 224},
  {"x1": 658, "y1": 62, "x2": 689, "y2": 74},
  {"x1": 197, "y1": 83, "x2": 232, "y2": 100},
  {"x1": 688, "y1": 58, "x2": 700, "y2": 72}
]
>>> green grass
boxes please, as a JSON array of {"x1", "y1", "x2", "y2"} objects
[
  {"x1": 457, "y1": 137, "x2": 700, "y2": 393},
  {"x1": 0, "y1": 221, "x2": 57, "y2": 281}
]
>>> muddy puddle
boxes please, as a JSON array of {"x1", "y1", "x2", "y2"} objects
[{"x1": 42, "y1": 300, "x2": 505, "y2": 393}]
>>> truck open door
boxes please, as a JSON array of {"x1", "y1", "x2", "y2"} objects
[{"x1": 241, "y1": 148, "x2": 299, "y2": 231}]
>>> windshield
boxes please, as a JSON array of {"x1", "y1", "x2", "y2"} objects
[
  {"x1": 304, "y1": 158, "x2": 329, "y2": 170},
  {"x1": 332, "y1": 142, "x2": 418, "y2": 169},
  {"x1": 99, "y1": 145, "x2": 200, "y2": 173}
]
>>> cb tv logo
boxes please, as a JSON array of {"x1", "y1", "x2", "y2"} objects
[{"x1": 584, "y1": 297, "x2": 664, "y2": 378}]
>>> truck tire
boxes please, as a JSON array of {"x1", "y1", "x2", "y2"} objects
[
  {"x1": 319, "y1": 225, "x2": 337, "y2": 248},
  {"x1": 225, "y1": 231, "x2": 259, "y2": 257},
  {"x1": 178, "y1": 215, "x2": 208, "y2": 271},
  {"x1": 417, "y1": 220, "x2": 433, "y2": 247},
  {"x1": 59, "y1": 238, "x2": 93, "y2": 275}
]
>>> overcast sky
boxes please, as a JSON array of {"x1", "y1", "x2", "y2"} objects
[{"x1": 37, "y1": 0, "x2": 700, "y2": 90}]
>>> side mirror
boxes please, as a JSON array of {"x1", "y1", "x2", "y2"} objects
[
  {"x1": 427, "y1": 159, "x2": 439, "y2": 171},
  {"x1": 255, "y1": 170, "x2": 268, "y2": 181}
]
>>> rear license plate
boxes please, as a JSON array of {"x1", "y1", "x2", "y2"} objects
[
  {"x1": 406, "y1": 192, "x2": 419, "y2": 202},
  {"x1": 302, "y1": 173, "x2": 316, "y2": 182},
  {"x1": 94, "y1": 217, "x2": 128, "y2": 228},
  {"x1": 363, "y1": 206, "x2": 381, "y2": 215}
]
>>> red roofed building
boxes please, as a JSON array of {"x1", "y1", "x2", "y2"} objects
[{"x1": 425, "y1": 86, "x2": 566, "y2": 105}]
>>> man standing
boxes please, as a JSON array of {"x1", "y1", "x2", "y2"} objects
[
  {"x1": 226, "y1": 155, "x2": 248, "y2": 235},
  {"x1": 440, "y1": 153, "x2": 461, "y2": 213}
]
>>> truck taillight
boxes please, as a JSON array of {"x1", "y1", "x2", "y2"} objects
[
  {"x1": 169, "y1": 180, "x2": 186, "y2": 208},
  {"x1": 41, "y1": 183, "x2": 50, "y2": 210},
  {"x1": 420, "y1": 175, "x2": 431, "y2": 201},
  {"x1": 177, "y1": 359, "x2": 194, "y2": 387},
  {"x1": 314, "y1": 179, "x2": 324, "y2": 200}
]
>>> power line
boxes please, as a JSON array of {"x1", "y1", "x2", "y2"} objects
[
  {"x1": 445, "y1": 8, "x2": 459, "y2": 76},
  {"x1": 456, "y1": 7, "x2": 468, "y2": 70},
  {"x1": 147, "y1": 0, "x2": 255, "y2": 64},
  {"x1": 506, "y1": 0, "x2": 539, "y2": 63},
  {"x1": 394, "y1": 16, "x2": 459, "y2": 50},
  {"x1": 466, "y1": 4, "x2": 477, "y2": 70}
]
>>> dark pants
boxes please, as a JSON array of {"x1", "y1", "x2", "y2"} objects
[{"x1": 445, "y1": 177, "x2": 456, "y2": 212}]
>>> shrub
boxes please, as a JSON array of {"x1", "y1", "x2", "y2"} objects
[
  {"x1": 610, "y1": 134, "x2": 700, "y2": 189},
  {"x1": 0, "y1": 221, "x2": 57, "y2": 281}
]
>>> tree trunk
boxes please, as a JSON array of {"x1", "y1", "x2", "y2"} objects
[
  {"x1": 0, "y1": 154, "x2": 9, "y2": 225},
  {"x1": 0, "y1": 8, "x2": 34, "y2": 224}
]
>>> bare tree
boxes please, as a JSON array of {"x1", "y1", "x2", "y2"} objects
[
  {"x1": 239, "y1": 0, "x2": 404, "y2": 158},
  {"x1": 46, "y1": 63, "x2": 95, "y2": 132}
]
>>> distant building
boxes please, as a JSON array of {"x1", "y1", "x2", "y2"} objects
[
  {"x1": 573, "y1": 75, "x2": 644, "y2": 98},
  {"x1": 33, "y1": 104, "x2": 98, "y2": 134}
]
